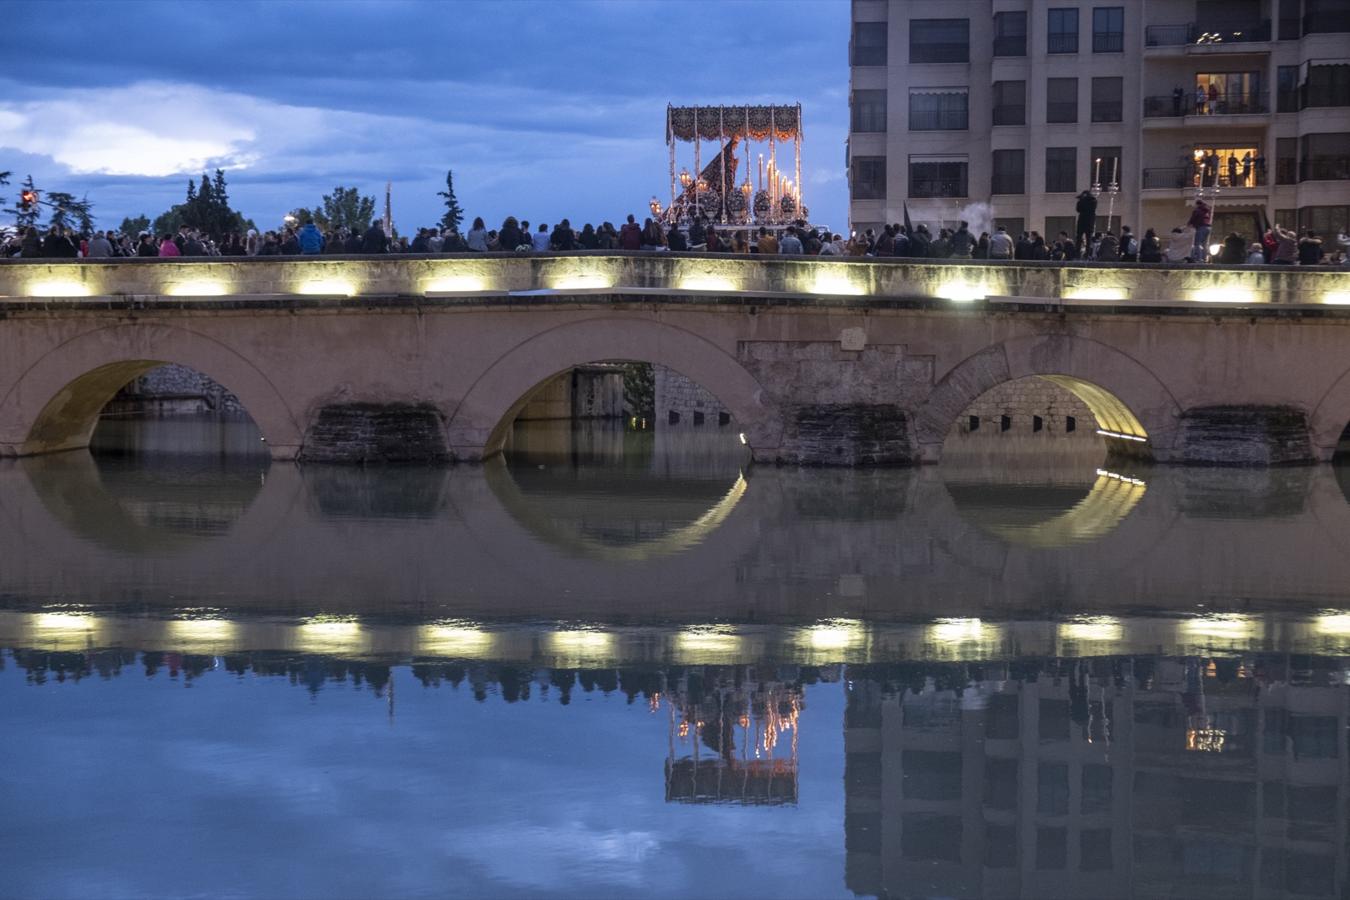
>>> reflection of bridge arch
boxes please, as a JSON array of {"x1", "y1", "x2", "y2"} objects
[
  {"x1": 0, "y1": 324, "x2": 302, "y2": 458},
  {"x1": 486, "y1": 459, "x2": 749, "y2": 562},
  {"x1": 1310, "y1": 362, "x2": 1350, "y2": 461},
  {"x1": 443, "y1": 317, "x2": 784, "y2": 460},
  {"x1": 946, "y1": 469, "x2": 1148, "y2": 549},
  {"x1": 913, "y1": 335, "x2": 1182, "y2": 462}
]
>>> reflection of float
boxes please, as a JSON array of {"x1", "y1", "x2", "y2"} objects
[{"x1": 662, "y1": 103, "x2": 806, "y2": 227}]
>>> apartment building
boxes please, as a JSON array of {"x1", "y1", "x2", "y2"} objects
[{"x1": 847, "y1": 0, "x2": 1350, "y2": 244}]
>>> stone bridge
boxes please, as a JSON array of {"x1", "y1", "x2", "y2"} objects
[{"x1": 1, "y1": 253, "x2": 1348, "y2": 466}]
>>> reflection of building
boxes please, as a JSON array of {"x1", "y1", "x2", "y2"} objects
[
  {"x1": 664, "y1": 667, "x2": 804, "y2": 806},
  {"x1": 844, "y1": 655, "x2": 1350, "y2": 899}
]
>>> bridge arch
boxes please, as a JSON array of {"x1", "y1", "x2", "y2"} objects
[
  {"x1": 445, "y1": 317, "x2": 784, "y2": 460},
  {"x1": 1310, "y1": 363, "x2": 1350, "y2": 461},
  {"x1": 913, "y1": 334, "x2": 1183, "y2": 463},
  {"x1": 0, "y1": 323, "x2": 303, "y2": 458}
]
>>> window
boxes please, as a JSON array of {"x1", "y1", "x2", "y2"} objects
[
  {"x1": 1039, "y1": 698, "x2": 1071, "y2": 740},
  {"x1": 1047, "y1": 77, "x2": 1078, "y2": 123},
  {"x1": 986, "y1": 693, "x2": 1020, "y2": 739},
  {"x1": 1290, "y1": 715, "x2": 1340, "y2": 758},
  {"x1": 994, "y1": 11, "x2": 1027, "y2": 56},
  {"x1": 1307, "y1": 64, "x2": 1350, "y2": 107},
  {"x1": 1082, "y1": 765, "x2": 1113, "y2": 812},
  {"x1": 909, "y1": 159, "x2": 968, "y2": 198},
  {"x1": 1038, "y1": 763, "x2": 1070, "y2": 815},
  {"x1": 1090, "y1": 146, "x2": 1121, "y2": 189},
  {"x1": 1091, "y1": 77, "x2": 1123, "y2": 121},
  {"x1": 1279, "y1": 0, "x2": 1301, "y2": 39},
  {"x1": 1300, "y1": 133, "x2": 1350, "y2": 181},
  {"x1": 995, "y1": 217, "x2": 1024, "y2": 237},
  {"x1": 1045, "y1": 147, "x2": 1078, "y2": 193},
  {"x1": 851, "y1": 156, "x2": 886, "y2": 200},
  {"x1": 1081, "y1": 830, "x2": 1113, "y2": 871},
  {"x1": 1277, "y1": 137, "x2": 1298, "y2": 184},
  {"x1": 1278, "y1": 65, "x2": 1300, "y2": 112},
  {"x1": 909, "y1": 90, "x2": 968, "y2": 130},
  {"x1": 902, "y1": 750, "x2": 963, "y2": 801},
  {"x1": 985, "y1": 824, "x2": 1018, "y2": 868},
  {"x1": 1045, "y1": 215, "x2": 1076, "y2": 239},
  {"x1": 1048, "y1": 8, "x2": 1079, "y2": 53},
  {"x1": 992, "y1": 150, "x2": 1026, "y2": 194},
  {"x1": 1092, "y1": 7, "x2": 1124, "y2": 51},
  {"x1": 852, "y1": 90, "x2": 887, "y2": 132},
  {"x1": 852, "y1": 22, "x2": 887, "y2": 65},
  {"x1": 911, "y1": 19, "x2": 969, "y2": 63},
  {"x1": 983, "y1": 757, "x2": 1019, "y2": 809},
  {"x1": 903, "y1": 815, "x2": 962, "y2": 862},
  {"x1": 1299, "y1": 206, "x2": 1350, "y2": 235},
  {"x1": 992, "y1": 80, "x2": 1026, "y2": 125},
  {"x1": 1304, "y1": 0, "x2": 1350, "y2": 35},
  {"x1": 1036, "y1": 827, "x2": 1067, "y2": 870}
]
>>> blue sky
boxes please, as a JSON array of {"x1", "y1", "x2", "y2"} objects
[{"x1": 3, "y1": 0, "x2": 851, "y2": 233}]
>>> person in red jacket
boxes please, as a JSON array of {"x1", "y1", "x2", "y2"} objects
[{"x1": 617, "y1": 214, "x2": 642, "y2": 250}]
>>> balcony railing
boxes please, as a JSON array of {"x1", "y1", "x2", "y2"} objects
[
  {"x1": 1145, "y1": 20, "x2": 1272, "y2": 46},
  {"x1": 992, "y1": 104, "x2": 1026, "y2": 126},
  {"x1": 1301, "y1": 157, "x2": 1350, "y2": 182},
  {"x1": 1281, "y1": 86, "x2": 1350, "y2": 111},
  {"x1": 1047, "y1": 33, "x2": 1078, "y2": 54},
  {"x1": 1144, "y1": 92, "x2": 1269, "y2": 117},
  {"x1": 1142, "y1": 167, "x2": 1269, "y2": 189},
  {"x1": 909, "y1": 179, "x2": 968, "y2": 199}
]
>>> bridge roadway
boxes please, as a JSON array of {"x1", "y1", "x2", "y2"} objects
[{"x1": 1, "y1": 253, "x2": 1349, "y2": 465}]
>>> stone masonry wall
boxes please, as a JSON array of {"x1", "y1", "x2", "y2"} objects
[
  {"x1": 654, "y1": 365, "x2": 729, "y2": 426},
  {"x1": 946, "y1": 376, "x2": 1101, "y2": 443},
  {"x1": 115, "y1": 364, "x2": 244, "y2": 413}
]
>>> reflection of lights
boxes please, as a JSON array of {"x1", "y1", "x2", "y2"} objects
[
  {"x1": 738, "y1": 432, "x2": 747, "y2": 445},
  {"x1": 1095, "y1": 468, "x2": 1146, "y2": 486},
  {"x1": 1321, "y1": 292, "x2": 1350, "y2": 306},
  {"x1": 809, "y1": 272, "x2": 864, "y2": 296},
  {"x1": 34, "y1": 612, "x2": 97, "y2": 634},
  {"x1": 550, "y1": 274, "x2": 613, "y2": 290},
  {"x1": 805, "y1": 619, "x2": 866, "y2": 651},
  {"x1": 297, "y1": 616, "x2": 363, "y2": 652},
  {"x1": 423, "y1": 275, "x2": 486, "y2": 294},
  {"x1": 1208, "y1": 243, "x2": 1223, "y2": 257},
  {"x1": 549, "y1": 630, "x2": 615, "y2": 651},
  {"x1": 675, "y1": 629, "x2": 742, "y2": 655},
  {"x1": 296, "y1": 278, "x2": 357, "y2": 297},
  {"x1": 1314, "y1": 613, "x2": 1350, "y2": 636},
  {"x1": 1065, "y1": 287, "x2": 1128, "y2": 301},
  {"x1": 929, "y1": 617, "x2": 987, "y2": 644},
  {"x1": 1096, "y1": 429, "x2": 1148, "y2": 442},
  {"x1": 420, "y1": 623, "x2": 493, "y2": 655},
  {"x1": 167, "y1": 279, "x2": 229, "y2": 297},
  {"x1": 1060, "y1": 616, "x2": 1123, "y2": 643},
  {"x1": 1182, "y1": 614, "x2": 1255, "y2": 639},
  {"x1": 678, "y1": 275, "x2": 737, "y2": 292},
  {"x1": 937, "y1": 279, "x2": 986, "y2": 302},
  {"x1": 27, "y1": 279, "x2": 91, "y2": 297},
  {"x1": 1187, "y1": 727, "x2": 1227, "y2": 753}
]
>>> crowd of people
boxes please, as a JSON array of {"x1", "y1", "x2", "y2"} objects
[{"x1": 3, "y1": 203, "x2": 1347, "y2": 268}]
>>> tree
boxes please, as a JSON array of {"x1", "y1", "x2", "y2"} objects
[
  {"x1": 319, "y1": 186, "x2": 375, "y2": 232},
  {"x1": 154, "y1": 169, "x2": 249, "y2": 238},
  {"x1": 119, "y1": 214, "x2": 151, "y2": 236},
  {"x1": 437, "y1": 170, "x2": 464, "y2": 232},
  {"x1": 12, "y1": 174, "x2": 39, "y2": 229},
  {"x1": 75, "y1": 193, "x2": 96, "y2": 234},
  {"x1": 0, "y1": 171, "x2": 9, "y2": 216}
]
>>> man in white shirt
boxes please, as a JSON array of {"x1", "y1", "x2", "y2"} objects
[
  {"x1": 988, "y1": 226, "x2": 1013, "y2": 260},
  {"x1": 532, "y1": 224, "x2": 551, "y2": 252},
  {"x1": 778, "y1": 228, "x2": 803, "y2": 255}
]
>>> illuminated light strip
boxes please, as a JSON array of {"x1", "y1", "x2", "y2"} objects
[
  {"x1": 1096, "y1": 428, "x2": 1147, "y2": 442},
  {"x1": 1095, "y1": 468, "x2": 1146, "y2": 486}
]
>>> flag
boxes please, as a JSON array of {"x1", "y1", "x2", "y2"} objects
[{"x1": 903, "y1": 201, "x2": 913, "y2": 235}]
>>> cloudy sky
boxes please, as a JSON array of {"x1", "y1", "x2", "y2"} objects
[{"x1": 4, "y1": 0, "x2": 851, "y2": 233}]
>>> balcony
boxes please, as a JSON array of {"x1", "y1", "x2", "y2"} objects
[
  {"x1": 992, "y1": 104, "x2": 1026, "y2": 126},
  {"x1": 1301, "y1": 157, "x2": 1350, "y2": 182},
  {"x1": 1142, "y1": 167, "x2": 1269, "y2": 191},
  {"x1": 992, "y1": 36, "x2": 1025, "y2": 57},
  {"x1": 1144, "y1": 92, "x2": 1269, "y2": 122},
  {"x1": 1145, "y1": 20, "x2": 1272, "y2": 50}
]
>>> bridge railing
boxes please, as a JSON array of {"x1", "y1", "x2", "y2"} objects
[{"x1": 0, "y1": 253, "x2": 1347, "y2": 308}]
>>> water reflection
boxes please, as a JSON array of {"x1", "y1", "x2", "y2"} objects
[{"x1": 7, "y1": 616, "x2": 1350, "y2": 898}]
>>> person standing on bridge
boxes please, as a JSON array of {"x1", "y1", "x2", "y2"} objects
[
  {"x1": 298, "y1": 220, "x2": 325, "y2": 255},
  {"x1": 1187, "y1": 198, "x2": 1213, "y2": 262},
  {"x1": 1075, "y1": 190, "x2": 1097, "y2": 255}
]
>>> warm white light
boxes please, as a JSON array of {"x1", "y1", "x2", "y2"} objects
[
  {"x1": 27, "y1": 279, "x2": 91, "y2": 297},
  {"x1": 1320, "y1": 291, "x2": 1350, "y2": 306},
  {"x1": 738, "y1": 432, "x2": 747, "y2": 445},
  {"x1": 678, "y1": 275, "x2": 737, "y2": 292},
  {"x1": 297, "y1": 616, "x2": 363, "y2": 652},
  {"x1": 1208, "y1": 243, "x2": 1223, "y2": 257},
  {"x1": 34, "y1": 612, "x2": 96, "y2": 633},
  {"x1": 423, "y1": 275, "x2": 486, "y2": 294},
  {"x1": 1182, "y1": 614, "x2": 1255, "y2": 639},
  {"x1": 1189, "y1": 285, "x2": 1257, "y2": 304},
  {"x1": 420, "y1": 623, "x2": 493, "y2": 655},
  {"x1": 1314, "y1": 613, "x2": 1350, "y2": 636},
  {"x1": 551, "y1": 274, "x2": 612, "y2": 290},
  {"x1": 1060, "y1": 616, "x2": 1123, "y2": 643},
  {"x1": 937, "y1": 279, "x2": 986, "y2": 302},
  {"x1": 168, "y1": 618, "x2": 236, "y2": 641},
  {"x1": 809, "y1": 272, "x2": 864, "y2": 296},
  {"x1": 1096, "y1": 428, "x2": 1148, "y2": 442},
  {"x1": 1065, "y1": 287, "x2": 1128, "y2": 301},
  {"x1": 167, "y1": 279, "x2": 229, "y2": 297},
  {"x1": 549, "y1": 629, "x2": 614, "y2": 650},
  {"x1": 295, "y1": 278, "x2": 356, "y2": 296},
  {"x1": 804, "y1": 620, "x2": 866, "y2": 651},
  {"x1": 928, "y1": 617, "x2": 987, "y2": 644},
  {"x1": 675, "y1": 629, "x2": 743, "y2": 655},
  {"x1": 1096, "y1": 468, "x2": 1146, "y2": 486}
]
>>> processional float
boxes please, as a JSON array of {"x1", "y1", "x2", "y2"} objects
[{"x1": 653, "y1": 103, "x2": 806, "y2": 227}]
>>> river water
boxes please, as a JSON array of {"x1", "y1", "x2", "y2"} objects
[{"x1": 5, "y1": 415, "x2": 1350, "y2": 899}]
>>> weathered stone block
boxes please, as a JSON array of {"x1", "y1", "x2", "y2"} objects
[
  {"x1": 1176, "y1": 405, "x2": 1315, "y2": 466},
  {"x1": 780, "y1": 403, "x2": 914, "y2": 466},
  {"x1": 300, "y1": 402, "x2": 450, "y2": 464}
]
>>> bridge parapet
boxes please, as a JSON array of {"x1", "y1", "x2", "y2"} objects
[{"x1": 1, "y1": 253, "x2": 1347, "y2": 307}]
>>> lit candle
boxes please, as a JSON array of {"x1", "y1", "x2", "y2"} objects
[
  {"x1": 1110, "y1": 157, "x2": 1118, "y2": 187},
  {"x1": 758, "y1": 154, "x2": 764, "y2": 192},
  {"x1": 1094, "y1": 157, "x2": 1102, "y2": 186}
]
